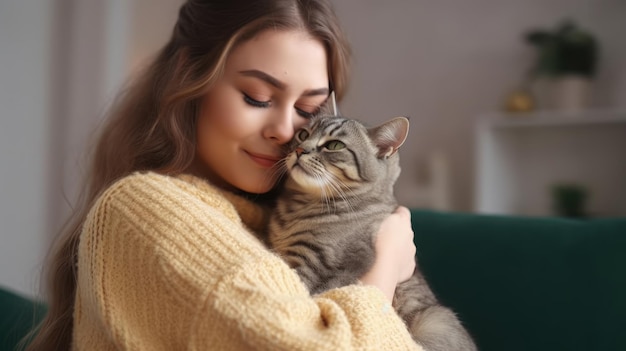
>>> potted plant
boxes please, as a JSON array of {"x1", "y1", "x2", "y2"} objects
[
  {"x1": 525, "y1": 20, "x2": 599, "y2": 112},
  {"x1": 551, "y1": 183, "x2": 589, "y2": 218}
]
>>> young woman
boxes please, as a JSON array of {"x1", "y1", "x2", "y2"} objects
[{"x1": 27, "y1": 0, "x2": 419, "y2": 350}]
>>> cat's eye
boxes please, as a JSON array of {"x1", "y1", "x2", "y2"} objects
[
  {"x1": 324, "y1": 140, "x2": 345, "y2": 150},
  {"x1": 296, "y1": 129, "x2": 310, "y2": 141}
]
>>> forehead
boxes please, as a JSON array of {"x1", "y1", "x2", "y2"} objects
[
  {"x1": 225, "y1": 29, "x2": 329, "y2": 89},
  {"x1": 309, "y1": 117, "x2": 365, "y2": 138}
]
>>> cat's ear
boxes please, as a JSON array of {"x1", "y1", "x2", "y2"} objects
[{"x1": 369, "y1": 116, "x2": 410, "y2": 158}]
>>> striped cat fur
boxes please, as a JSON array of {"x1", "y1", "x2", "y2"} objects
[{"x1": 268, "y1": 115, "x2": 477, "y2": 351}]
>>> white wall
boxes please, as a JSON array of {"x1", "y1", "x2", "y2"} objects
[
  {"x1": 50, "y1": 0, "x2": 130, "y2": 239},
  {"x1": 0, "y1": 1, "x2": 53, "y2": 297},
  {"x1": 333, "y1": 0, "x2": 626, "y2": 210},
  {"x1": 0, "y1": 0, "x2": 154, "y2": 298}
]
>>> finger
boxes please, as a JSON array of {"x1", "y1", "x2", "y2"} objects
[{"x1": 395, "y1": 206, "x2": 411, "y2": 219}]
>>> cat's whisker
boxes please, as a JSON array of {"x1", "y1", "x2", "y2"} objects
[
  {"x1": 306, "y1": 161, "x2": 333, "y2": 214},
  {"x1": 323, "y1": 175, "x2": 343, "y2": 214},
  {"x1": 259, "y1": 157, "x2": 289, "y2": 190},
  {"x1": 323, "y1": 171, "x2": 346, "y2": 215},
  {"x1": 317, "y1": 172, "x2": 335, "y2": 215},
  {"x1": 325, "y1": 173, "x2": 358, "y2": 217}
]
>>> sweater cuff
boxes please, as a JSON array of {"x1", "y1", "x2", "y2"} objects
[{"x1": 317, "y1": 285, "x2": 419, "y2": 350}]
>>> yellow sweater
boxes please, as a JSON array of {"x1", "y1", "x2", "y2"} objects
[{"x1": 73, "y1": 172, "x2": 421, "y2": 350}]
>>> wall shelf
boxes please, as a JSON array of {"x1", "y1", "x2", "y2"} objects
[
  {"x1": 475, "y1": 110, "x2": 626, "y2": 217},
  {"x1": 484, "y1": 110, "x2": 626, "y2": 129}
]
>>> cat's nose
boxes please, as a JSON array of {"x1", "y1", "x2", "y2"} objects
[{"x1": 295, "y1": 147, "x2": 309, "y2": 158}]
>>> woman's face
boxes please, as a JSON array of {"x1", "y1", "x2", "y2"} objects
[{"x1": 190, "y1": 29, "x2": 330, "y2": 194}]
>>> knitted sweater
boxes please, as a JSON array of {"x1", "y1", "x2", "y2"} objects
[{"x1": 73, "y1": 172, "x2": 421, "y2": 350}]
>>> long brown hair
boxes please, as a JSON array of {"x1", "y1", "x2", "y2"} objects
[{"x1": 25, "y1": 1, "x2": 350, "y2": 349}]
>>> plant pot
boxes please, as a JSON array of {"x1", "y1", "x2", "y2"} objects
[
  {"x1": 552, "y1": 75, "x2": 591, "y2": 113},
  {"x1": 552, "y1": 184, "x2": 588, "y2": 218},
  {"x1": 531, "y1": 75, "x2": 592, "y2": 112}
]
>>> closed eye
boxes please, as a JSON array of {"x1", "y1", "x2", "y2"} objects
[
  {"x1": 243, "y1": 93, "x2": 270, "y2": 108},
  {"x1": 296, "y1": 106, "x2": 321, "y2": 119},
  {"x1": 244, "y1": 91, "x2": 323, "y2": 119},
  {"x1": 296, "y1": 96, "x2": 328, "y2": 119}
]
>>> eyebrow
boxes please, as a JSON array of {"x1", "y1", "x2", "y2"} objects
[{"x1": 238, "y1": 69, "x2": 329, "y2": 97}]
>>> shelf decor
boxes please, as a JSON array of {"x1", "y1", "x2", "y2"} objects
[
  {"x1": 475, "y1": 110, "x2": 626, "y2": 217},
  {"x1": 525, "y1": 20, "x2": 599, "y2": 112},
  {"x1": 551, "y1": 183, "x2": 588, "y2": 218}
]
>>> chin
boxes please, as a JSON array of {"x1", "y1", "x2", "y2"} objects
[
  {"x1": 290, "y1": 169, "x2": 326, "y2": 192},
  {"x1": 237, "y1": 176, "x2": 277, "y2": 195}
]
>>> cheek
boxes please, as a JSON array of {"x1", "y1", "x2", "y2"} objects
[{"x1": 199, "y1": 92, "x2": 246, "y2": 138}]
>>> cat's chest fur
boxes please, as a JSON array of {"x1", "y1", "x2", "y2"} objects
[{"x1": 271, "y1": 188, "x2": 395, "y2": 294}]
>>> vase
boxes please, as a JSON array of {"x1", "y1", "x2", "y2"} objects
[
  {"x1": 552, "y1": 184, "x2": 588, "y2": 218},
  {"x1": 531, "y1": 75, "x2": 592, "y2": 113},
  {"x1": 552, "y1": 75, "x2": 592, "y2": 113}
]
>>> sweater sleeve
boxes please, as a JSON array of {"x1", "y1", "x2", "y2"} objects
[{"x1": 75, "y1": 172, "x2": 421, "y2": 351}]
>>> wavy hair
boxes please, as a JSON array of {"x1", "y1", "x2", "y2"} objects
[{"x1": 24, "y1": 1, "x2": 350, "y2": 349}]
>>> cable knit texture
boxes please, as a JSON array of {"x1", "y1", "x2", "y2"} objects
[{"x1": 73, "y1": 172, "x2": 421, "y2": 350}]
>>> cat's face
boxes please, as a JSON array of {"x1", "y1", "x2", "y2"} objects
[{"x1": 283, "y1": 116, "x2": 409, "y2": 196}]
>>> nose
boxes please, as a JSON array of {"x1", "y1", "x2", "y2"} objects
[
  {"x1": 264, "y1": 107, "x2": 296, "y2": 144},
  {"x1": 295, "y1": 147, "x2": 309, "y2": 158}
]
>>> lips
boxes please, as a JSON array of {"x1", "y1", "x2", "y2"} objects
[{"x1": 246, "y1": 151, "x2": 281, "y2": 168}]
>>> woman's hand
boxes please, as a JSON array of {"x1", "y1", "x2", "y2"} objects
[{"x1": 359, "y1": 206, "x2": 416, "y2": 301}]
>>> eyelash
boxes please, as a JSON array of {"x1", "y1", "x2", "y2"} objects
[
  {"x1": 297, "y1": 107, "x2": 320, "y2": 119},
  {"x1": 243, "y1": 94, "x2": 270, "y2": 108},
  {"x1": 242, "y1": 93, "x2": 321, "y2": 119}
]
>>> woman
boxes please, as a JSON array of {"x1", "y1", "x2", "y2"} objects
[{"x1": 27, "y1": 0, "x2": 419, "y2": 349}]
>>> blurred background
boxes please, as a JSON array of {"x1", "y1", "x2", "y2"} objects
[{"x1": 1, "y1": 0, "x2": 625, "y2": 298}]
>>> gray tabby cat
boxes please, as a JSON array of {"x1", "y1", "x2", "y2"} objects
[{"x1": 268, "y1": 115, "x2": 477, "y2": 351}]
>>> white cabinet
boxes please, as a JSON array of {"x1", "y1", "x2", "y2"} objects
[{"x1": 475, "y1": 110, "x2": 626, "y2": 217}]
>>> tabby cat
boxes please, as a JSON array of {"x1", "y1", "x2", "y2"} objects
[{"x1": 268, "y1": 115, "x2": 477, "y2": 351}]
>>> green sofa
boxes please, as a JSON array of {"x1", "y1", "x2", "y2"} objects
[
  {"x1": 411, "y1": 210, "x2": 626, "y2": 351},
  {"x1": 0, "y1": 288, "x2": 46, "y2": 351},
  {"x1": 2, "y1": 210, "x2": 625, "y2": 350}
]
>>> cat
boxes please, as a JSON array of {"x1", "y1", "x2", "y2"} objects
[{"x1": 268, "y1": 115, "x2": 477, "y2": 351}]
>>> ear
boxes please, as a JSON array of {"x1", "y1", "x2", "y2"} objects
[{"x1": 369, "y1": 116, "x2": 410, "y2": 158}]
